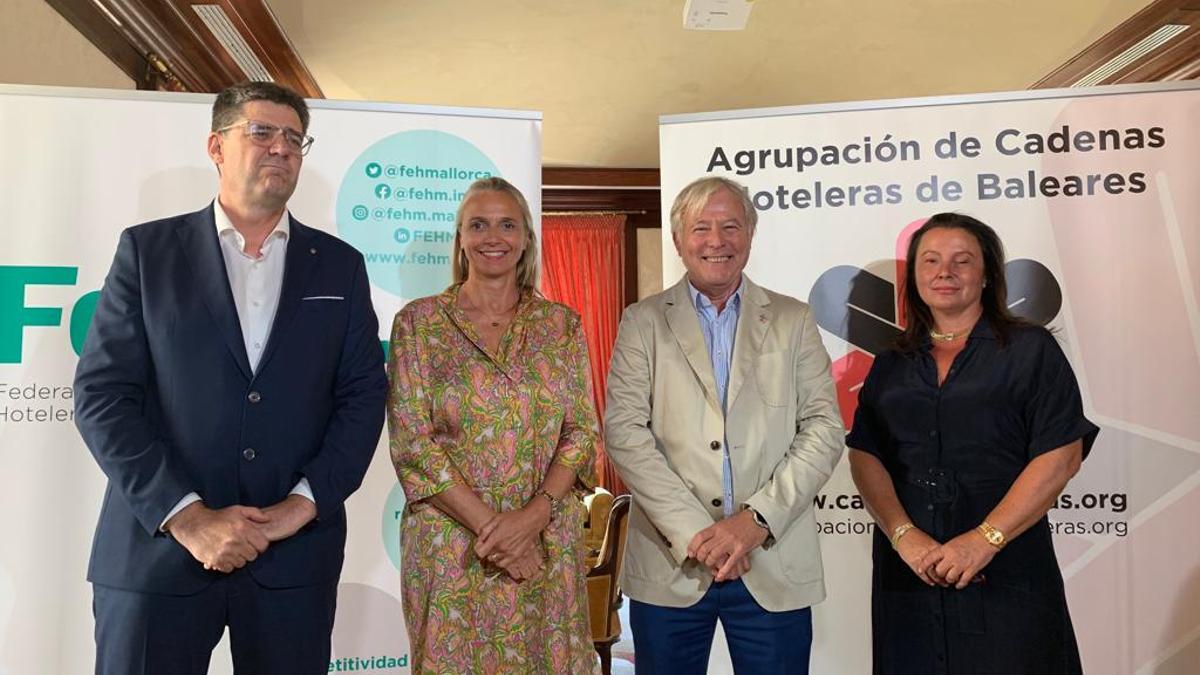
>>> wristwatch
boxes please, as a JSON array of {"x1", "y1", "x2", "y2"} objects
[
  {"x1": 976, "y1": 521, "x2": 1006, "y2": 549},
  {"x1": 745, "y1": 507, "x2": 776, "y2": 549}
]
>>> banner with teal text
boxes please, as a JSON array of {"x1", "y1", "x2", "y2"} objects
[{"x1": 0, "y1": 84, "x2": 541, "y2": 674}]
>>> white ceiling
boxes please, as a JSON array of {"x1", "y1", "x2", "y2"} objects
[{"x1": 267, "y1": 0, "x2": 1154, "y2": 168}]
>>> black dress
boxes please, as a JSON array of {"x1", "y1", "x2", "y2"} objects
[{"x1": 847, "y1": 320, "x2": 1099, "y2": 675}]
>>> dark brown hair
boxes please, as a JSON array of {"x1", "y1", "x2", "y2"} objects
[
  {"x1": 211, "y1": 81, "x2": 310, "y2": 133},
  {"x1": 897, "y1": 212, "x2": 1025, "y2": 351}
]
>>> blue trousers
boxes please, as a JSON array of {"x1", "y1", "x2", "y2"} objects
[
  {"x1": 93, "y1": 571, "x2": 337, "y2": 675},
  {"x1": 630, "y1": 578, "x2": 813, "y2": 674}
]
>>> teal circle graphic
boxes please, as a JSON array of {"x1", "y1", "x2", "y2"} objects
[
  {"x1": 381, "y1": 483, "x2": 407, "y2": 571},
  {"x1": 337, "y1": 130, "x2": 499, "y2": 299}
]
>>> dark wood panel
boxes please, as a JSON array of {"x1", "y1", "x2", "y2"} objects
[
  {"x1": 542, "y1": 188, "x2": 662, "y2": 214},
  {"x1": 167, "y1": 0, "x2": 322, "y2": 97},
  {"x1": 45, "y1": 0, "x2": 322, "y2": 96},
  {"x1": 45, "y1": 0, "x2": 155, "y2": 89},
  {"x1": 1033, "y1": 0, "x2": 1200, "y2": 88},
  {"x1": 111, "y1": 0, "x2": 233, "y2": 91},
  {"x1": 544, "y1": 167, "x2": 660, "y2": 188},
  {"x1": 1115, "y1": 29, "x2": 1200, "y2": 81}
]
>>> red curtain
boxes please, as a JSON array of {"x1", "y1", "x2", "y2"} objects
[{"x1": 541, "y1": 214, "x2": 628, "y2": 495}]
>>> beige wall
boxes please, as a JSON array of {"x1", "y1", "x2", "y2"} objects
[
  {"x1": 0, "y1": 0, "x2": 132, "y2": 89},
  {"x1": 636, "y1": 228, "x2": 663, "y2": 300}
]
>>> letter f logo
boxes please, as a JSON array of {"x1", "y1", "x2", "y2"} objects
[{"x1": 0, "y1": 266, "x2": 77, "y2": 363}]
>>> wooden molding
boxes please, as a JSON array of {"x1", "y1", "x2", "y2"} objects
[
  {"x1": 1033, "y1": 0, "x2": 1200, "y2": 88},
  {"x1": 542, "y1": 167, "x2": 662, "y2": 224},
  {"x1": 543, "y1": 166, "x2": 659, "y2": 188},
  {"x1": 542, "y1": 188, "x2": 661, "y2": 214},
  {"x1": 45, "y1": 0, "x2": 156, "y2": 89},
  {"x1": 46, "y1": 0, "x2": 322, "y2": 96}
]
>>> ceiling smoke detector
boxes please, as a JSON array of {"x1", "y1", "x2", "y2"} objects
[{"x1": 684, "y1": 0, "x2": 755, "y2": 31}]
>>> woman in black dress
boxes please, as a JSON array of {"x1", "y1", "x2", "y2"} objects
[{"x1": 847, "y1": 213, "x2": 1099, "y2": 674}]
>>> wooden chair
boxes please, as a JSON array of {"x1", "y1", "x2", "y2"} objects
[
  {"x1": 586, "y1": 494, "x2": 631, "y2": 675},
  {"x1": 582, "y1": 487, "x2": 614, "y2": 561}
]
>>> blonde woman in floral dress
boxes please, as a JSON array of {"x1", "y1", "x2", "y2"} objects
[{"x1": 387, "y1": 177, "x2": 600, "y2": 674}]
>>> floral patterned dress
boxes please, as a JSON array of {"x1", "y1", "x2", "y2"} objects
[{"x1": 387, "y1": 284, "x2": 599, "y2": 674}]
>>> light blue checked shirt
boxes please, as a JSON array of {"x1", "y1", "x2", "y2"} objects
[{"x1": 687, "y1": 279, "x2": 743, "y2": 518}]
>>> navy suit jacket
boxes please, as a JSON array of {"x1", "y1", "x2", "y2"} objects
[{"x1": 74, "y1": 204, "x2": 387, "y2": 595}]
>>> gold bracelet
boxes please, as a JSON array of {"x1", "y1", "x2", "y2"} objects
[{"x1": 890, "y1": 522, "x2": 916, "y2": 549}]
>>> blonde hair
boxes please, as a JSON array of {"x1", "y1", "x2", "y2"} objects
[
  {"x1": 450, "y1": 177, "x2": 539, "y2": 292},
  {"x1": 668, "y1": 176, "x2": 757, "y2": 239}
]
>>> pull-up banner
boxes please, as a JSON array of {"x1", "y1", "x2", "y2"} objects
[
  {"x1": 660, "y1": 82, "x2": 1200, "y2": 675},
  {"x1": 0, "y1": 84, "x2": 541, "y2": 674}
]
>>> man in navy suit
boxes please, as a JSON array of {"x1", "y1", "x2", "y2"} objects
[{"x1": 74, "y1": 81, "x2": 387, "y2": 674}]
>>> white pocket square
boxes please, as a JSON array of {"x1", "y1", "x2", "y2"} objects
[{"x1": 302, "y1": 295, "x2": 345, "y2": 301}]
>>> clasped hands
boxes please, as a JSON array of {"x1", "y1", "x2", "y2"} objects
[
  {"x1": 686, "y1": 510, "x2": 768, "y2": 582},
  {"x1": 473, "y1": 499, "x2": 551, "y2": 582},
  {"x1": 895, "y1": 527, "x2": 998, "y2": 589},
  {"x1": 164, "y1": 495, "x2": 317, "y2": 574}
]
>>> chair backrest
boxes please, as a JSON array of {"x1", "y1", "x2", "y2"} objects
[
  {"x1": 587, "y1": 494, "x2": 632, "y2": 641},
  {"x1": 582, "y1": 487, "x2": 614, "y2": 557}
]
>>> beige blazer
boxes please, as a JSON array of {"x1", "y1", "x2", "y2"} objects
[{"x1": 604, "y1": 276, "x2": 844, "y2": 611}]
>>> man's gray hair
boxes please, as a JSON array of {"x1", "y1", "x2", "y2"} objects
[{"x1": 668, "y1": 176, "x2": 757, "y2": 238}]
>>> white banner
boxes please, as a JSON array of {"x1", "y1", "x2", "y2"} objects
[
  {"x1": 659, "y1": 82, "x2": 1200, "y2": 675},
  {"x1": 0, "y1": 84, "x2": 541, "y2": 674}
]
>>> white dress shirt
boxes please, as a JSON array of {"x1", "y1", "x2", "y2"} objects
[
  {"x1": 217, "y1": 202, "x2": 289, "y2": 373},
  {"x1": 160, "y1": 200, "x2": 314, "y2": 529}
]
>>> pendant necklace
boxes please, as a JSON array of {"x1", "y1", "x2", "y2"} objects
[{"x1": 929, "y1": 329, "x2": 962, "y2": 342}]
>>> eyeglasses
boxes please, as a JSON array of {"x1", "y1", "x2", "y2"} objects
[{"x1": 218, "y1": 120, "x2": 315, "y2": 156}]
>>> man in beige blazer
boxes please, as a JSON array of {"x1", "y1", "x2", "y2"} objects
[{"x1": 605, "y1": 176, "x2": 844, "y2": 674}]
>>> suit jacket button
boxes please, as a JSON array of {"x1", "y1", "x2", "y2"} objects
[
  {"x1": 710, "y1": 440, "x2": 721, "y2": 450},
  {"x1": 247, "y1": 391, "x2": 262, "y2": 403},
  {"x1": 711, "y1": 498, "x2": 722, "y2": 507},
  {"x1": 242, "y1": 447, "x2": 256, "y2": 461}
]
